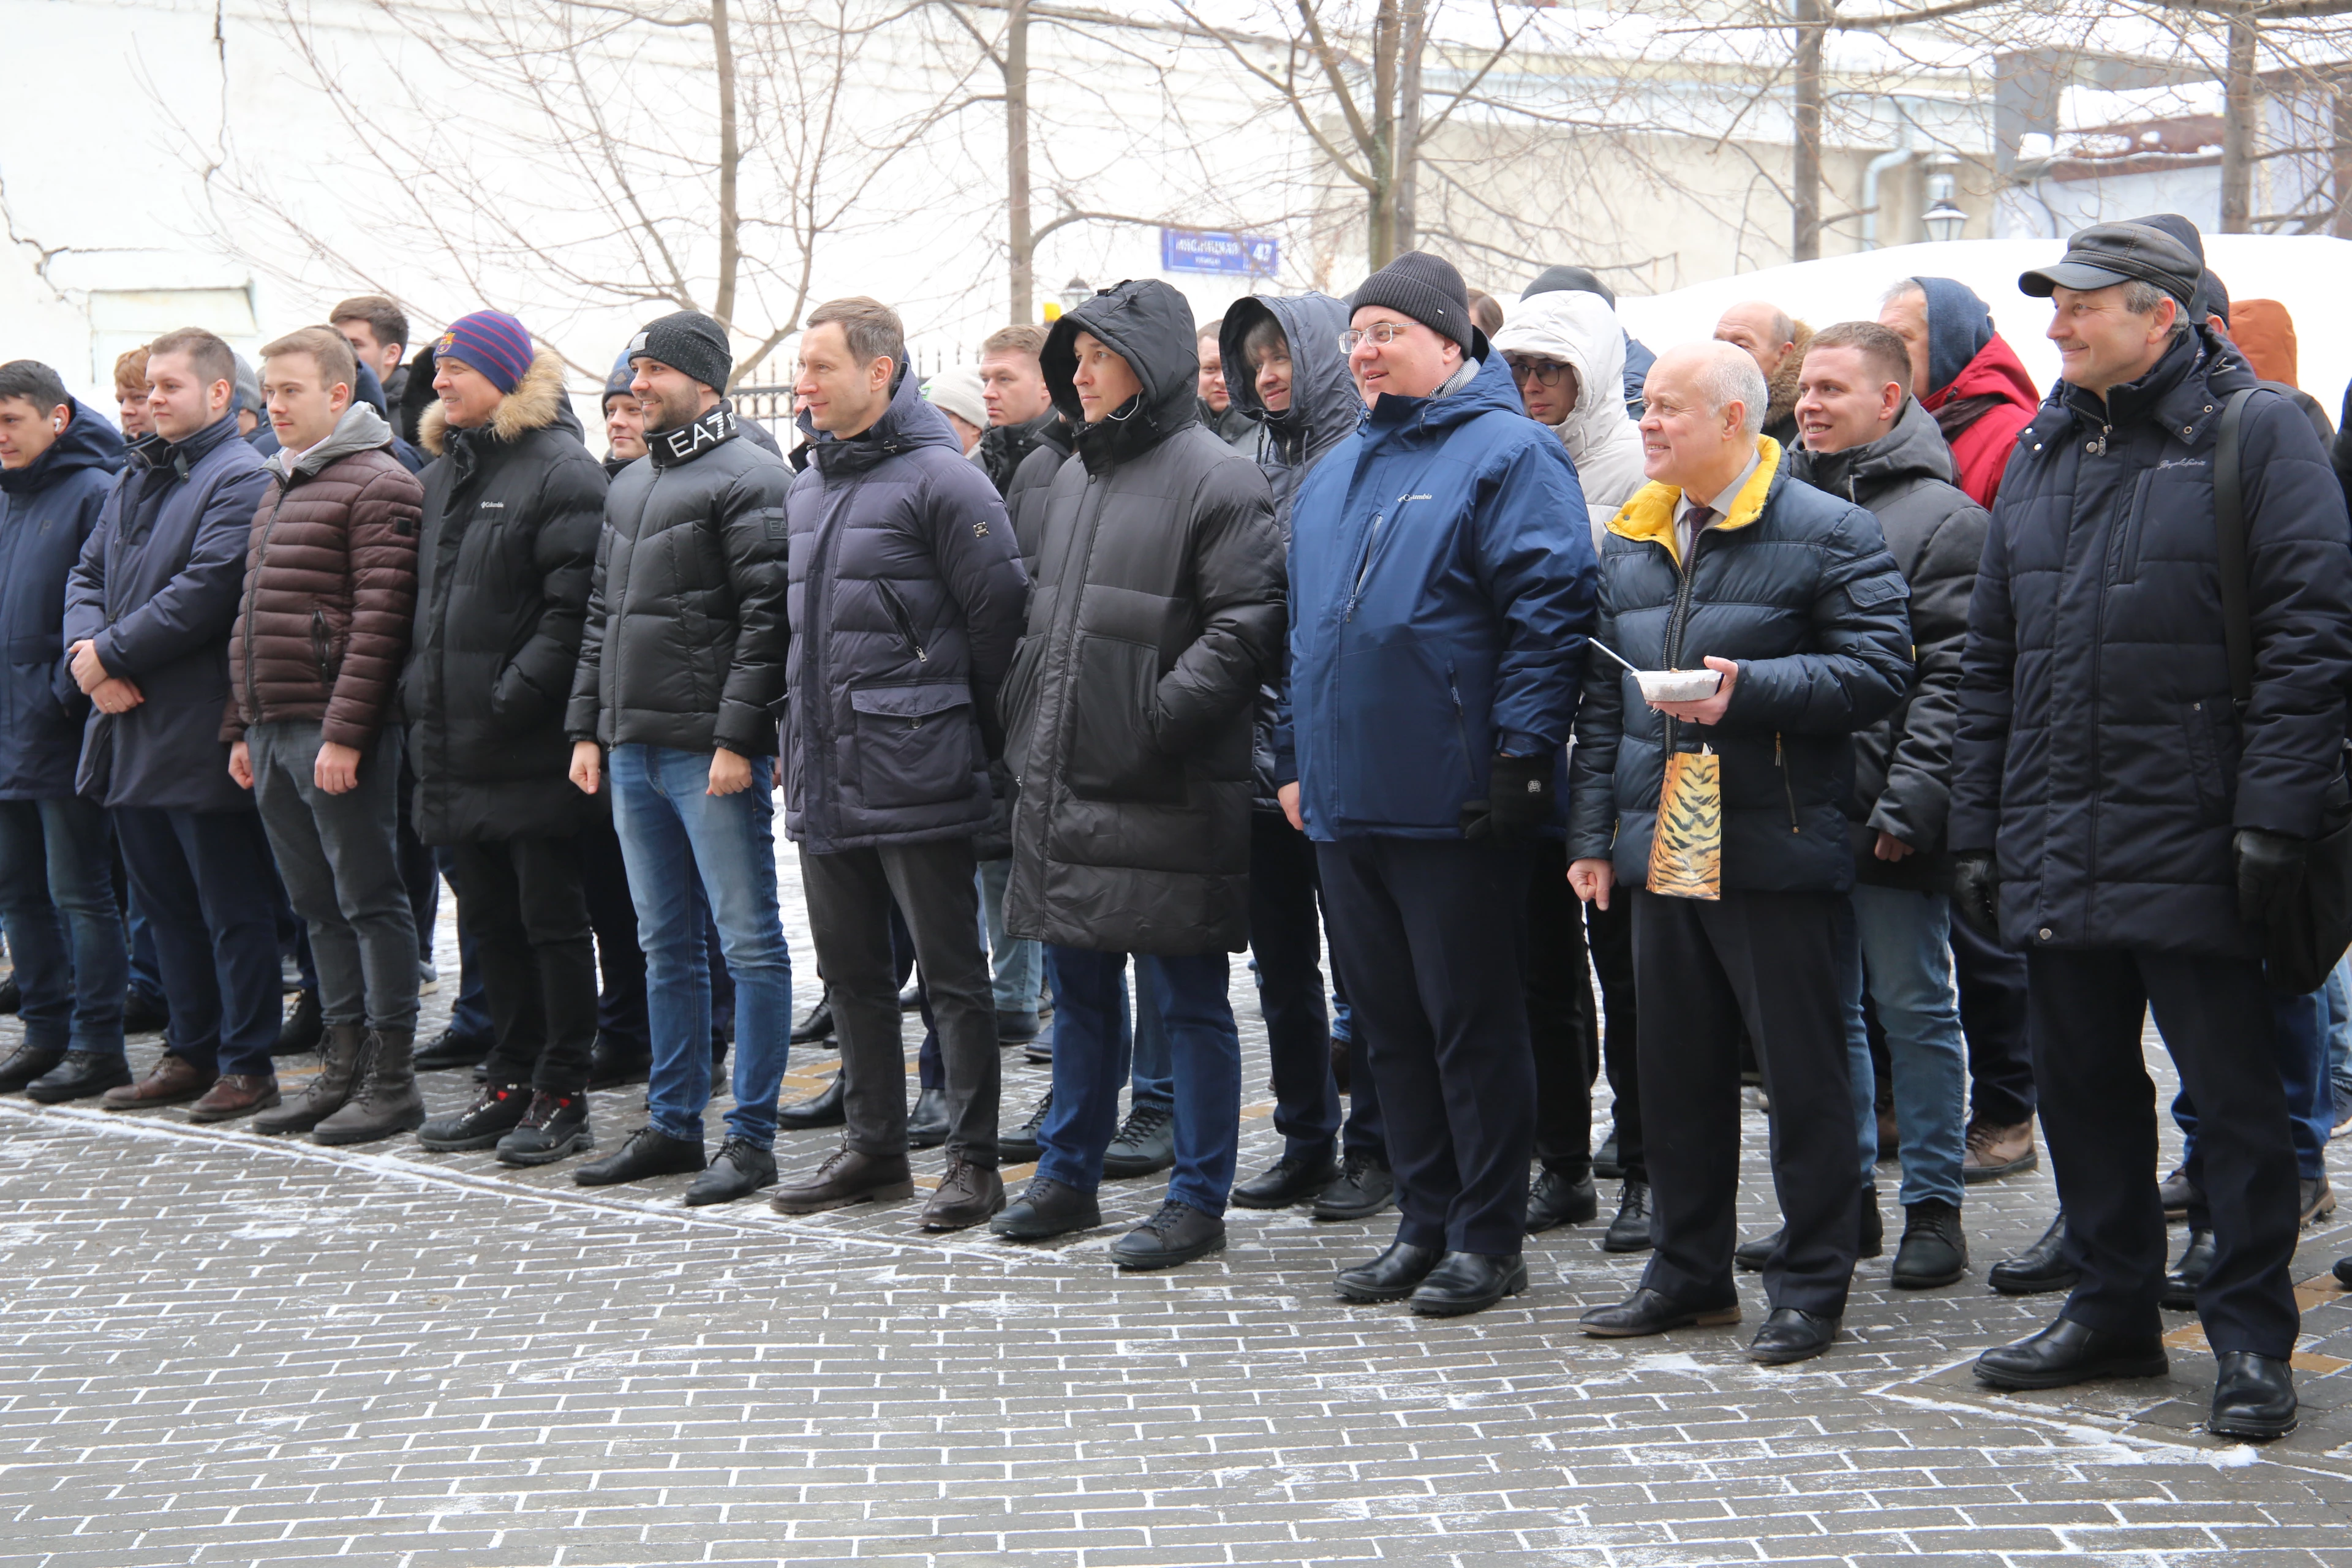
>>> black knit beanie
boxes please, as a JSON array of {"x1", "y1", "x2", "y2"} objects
[
  {"x1": 627, "y1": 310, "x2": 733, "y2": 393},
  {"x1": 1348, "y1": 251, "x2": 1473, "y2": 348}
]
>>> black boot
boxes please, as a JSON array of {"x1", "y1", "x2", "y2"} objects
[
  {"x1": 790, "y1": 989, "x2": 835, "y2": 1045},
  {"x1": 273, "y1": 988, "x2": 323, "y2": 1057},
  {"x1": 1525, "y1": 1167, "x2": 1598, "y2": 1233},
  {"x1": 2162, "y1": 1228, "x2": 2215, "y2": 1311},
  {"x1": 1890, "y1": 1197, "x2": 1968, "y2": 1289},
  {"x1": 1989, "y1": 1212, "x2": 2078, "y2": 1295},
  {"x1": 907, "y1": 1087, "x2": 951, "y2": 1151},
  {"x1": 585, "y1": 1033, "x2": 651, "y2": 1091},
  {"x1": 253, "y1": 1025, "x2": 366, "y2": 1133},
  {"x1": 1310, "y1": 1152, "x2": 1395, "y2": 1221},
  {"x1": 1101, "y1": 1101, "x2": 1174, "y2": 1177},
  {"x1": 777, "y1": 1075, "x2": 846, "y2": 1131},
  {"x1": 1602, "y1": 1179, "x2": 1654, "y2": 1253},
  {"x1": 1974, "y1": 1316, "x2": 2168, "y2": 1390},
  {"x1": 0, "y1": 975, "x2": 20, "y2": 1014},
  {"x1": 1860, "y1": 1184, "x2": 1883, "y2": 1259}
]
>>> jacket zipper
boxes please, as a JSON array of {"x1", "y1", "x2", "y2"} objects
[
  {"x1": 1343, "y1": 509, "x2": 1387, "y2": 622},
  {"x1": 803, "y1": 472, "x2": 875, "y2": 837},
  {"x1": 1446, "y1": 662, "x2": 1470, "y2": 764},
  {"x1": 239, "y1": 491, "x2": 287, "y2": 725},
  {"x1": 875, "y1": 579, "x2": 928, "y2": 662},
  {"x1": 311, "y1": 608, "x2": 336, "y2": 684},
  {"x1": 1776, "y1": 731, "x2": 1799, "y2": 833}
]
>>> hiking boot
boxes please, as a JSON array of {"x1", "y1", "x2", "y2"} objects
[
  {"x1": 497, "y1": 1091, "x2": 597, "y2": 1167},
  {"x1": 254, "y1": 1025, "x2": 366, "y2": 1134},
  {"x1": 1961, "y1": 1117, "x2": 2037, "y2": 1182},
  {"x1": 312, "y1": 1028, "x2": 426, "y2": 1145}
]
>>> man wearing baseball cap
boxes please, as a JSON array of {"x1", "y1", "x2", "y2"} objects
[{"x1": 1950, "y1": 217, "x2": 2352, "y2": 1440}]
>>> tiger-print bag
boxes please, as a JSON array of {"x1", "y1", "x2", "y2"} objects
[{"x1": 1646, "y1": 747, "x2": 1721, "y2": 900}]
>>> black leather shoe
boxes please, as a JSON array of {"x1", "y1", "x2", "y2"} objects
[
  {"x1": 2162, "y1": 1228, "x2": 2215, "y2": 1311},
  {"x1": 2302, "y1": 1175, "x2": 2336, "y2": 1226},
  {"x1": 685, "y1": 1136, "x2": 777, "y2": 1205},
  {"x1": 586, "y1": 1035, "x2": 651, "y2": 1091},
  {"x1": 790, "y1": 991, "x2": 835, "y2": 1044},
  {"x1": 2334, "y1": 1253, "x2": 2352, "y2": 1290},
  {"x1": 1311, "y1": 1152, "x2": 1396, "y2": 1221},
  {"x1": 1593, "y1": 1132, "x2": 1623, "y2": 1180},
  {"x1": 573, "y1": 1125, "x2": 706, "y2": 1186},
  {"x1": 993, "y1": 1009, "x2": 1040, "y2": 1044},
  {"x1": 776, "y1": 1075, "x2": 846, "y2": 1131},
  {"x1": 1101, "y1": 1101, "x2": 1174, "y2": 1177},
  {"x1": 1232, "y1": 1150, "x2": 1341, "y2": 1210},
  {"x1": 2209, "y1": 1351, "x2": 2297, "y2": 1440},
  {"x1": 1860, "y1": 1184, "x2": 1883, "y2": 1259},
  {"x1": 2158, "y1": 1164, "x2": 2197, "y2": 1218},
  {"x1": 906, "y1": 1087, "x2": 950, "y2": 1151},
  {"x1": 1989, "y1": 1212, "x2": 2078, "y2": 1295},
  {"x1": 273, "y1": 988, "x2": 322, "y2": 1056},
  {"x1": 1408, "y1": 1251, "x2": 1528, "y2": 1316},
  {"x1": 0, "y1": 975, "x2": 20, "y2": 1014},
  {"x1": 413, "y1": 1027, "x2": 492, "y2": 1072},
  {"x1": 1602, "y1": 1179, "x2": 1654, "y2": 1253},
  {"x1": 1735, "y1": 1227, "x2": 1781, "y2": 1272},
  {"x1": 23, "y1": 1050, "x2": 132, "y2": 1104},
  {"x1": 1113, "y1": 1199, "x2": 1226, "y2": 1269},
  {"x1": 991, "y1": 1177, "x2": 1101, "y2": 1240},
  {"x1": 997, "y1": 1090, "x2": 1052, "y2": 1163},
  {"x1": 0, "y1": 1041, "x2": 65, "y2": 1094},
  {"x1": 1891, "y1": 1198, "x2": 1969, "y2": 1289},
  {"x1": 1525, "y1": 1167, "x2": 1598, "y2": 1233},
  {"x1": 1750, "y1": 1306, "x2": 1839, "y2": 1365},
  {"x1": 898, "y1": 980, "x2": 924, "y2": 1012},
  {"x1": 1973, "y1": 1316, "x2": 2168, "y2": 1390},
  {"x1": 1334, "y1": 1240, "x2": 1442, "y2": 1302},
  {"x1": 1580, "y1": 1286, "x2": 1740, "y2": 1338}
]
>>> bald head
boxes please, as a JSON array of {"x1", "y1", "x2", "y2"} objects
[
  {"x1": 1640, "y1": 342, "x2": 1767, "y2": 502},
  {"x1": 1714, "y1": 300, "x2": 1799, "y2": 382}
]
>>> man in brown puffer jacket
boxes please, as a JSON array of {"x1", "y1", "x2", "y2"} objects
[{"x1": 224, "y1": 326, "x2": 424, "y2": 1145}]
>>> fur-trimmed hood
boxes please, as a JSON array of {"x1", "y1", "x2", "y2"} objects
[{"x1": 418, "y1": 347, "x2": 571, "y2": 455}]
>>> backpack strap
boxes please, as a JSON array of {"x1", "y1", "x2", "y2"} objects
[{"x1": 2215, "y1": 386, "x2": 2259, "y2": 710}]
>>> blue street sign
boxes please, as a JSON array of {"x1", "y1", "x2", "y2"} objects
[{"x1": 1161, "y1": 229, "x2": 1279, "y2": 276}]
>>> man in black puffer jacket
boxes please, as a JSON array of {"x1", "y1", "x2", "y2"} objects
[
  {"x1": 1952, "y1": 221, "x2": 2352, "y2": 1441},
  {"x1": 404, "y1": 311, "x2": 606, "y2": 1166},
  {"x1": 564, "y1": 311, "x2": 794, "y2": 1204},
  {"x1": 1568, "y1": 339, "x2": 1912, "y2": 1366},
  {"x1": 991, "y1": 279, "x2": 1284, "y2": 1270},
  {"x1": 1790, "y1": 322, "x2": 1989, "y2": 1293},
  {"x1": 768, "y1": 296, "x2": 1027, "y2": 1231}
]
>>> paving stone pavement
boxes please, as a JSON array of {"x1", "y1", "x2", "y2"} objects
[{"x1": 4, "y1": 854, "x2": 2352, "y2": 1566}]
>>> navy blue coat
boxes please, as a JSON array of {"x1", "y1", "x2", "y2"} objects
[
  {"x1": 0, "y1": 399, "x2": 124, "y2": 799},
  {"x1": 1949, "y1": 327, "x2": 2352, "y2": 957},
  {"x1": 1283, "y1": 347, "x2": 1596, "y2": 840},
  {"x1": 781, "y1": 371, "x2": 1028, "y2": 853},
  {"x1": 1567, "y1": 442, "x2": 1914, "y2": 893},
  {"x1": 64, "y1": 415, "x2": 271, "y2": 813}
]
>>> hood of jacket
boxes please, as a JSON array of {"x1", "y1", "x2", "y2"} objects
[
  {"x1": 1219, "y1": 292, "x2": 1359, "y2": 472},
  {"x1": 1925, "y1": 331, "x2": 2037, "y2": 417},
  {"x1": 0, "y1": 396, "x2": 125, "y2": 497},
  {"x1": 1042, "y1": 279, "x2": 1201, "y2": 473},
  {"x1": 798, "y1": 361, "x2": 963, "y2": 481},
  {"x1": 267, "y1": 399, "x2": 394, "y2": 486},
  {"x1": 417, "y1": 348, "x2": 573, "y2": 456},
  {"x1": 1790, "y1": 397, "x2": 1958, "y2": 503},
  {"x1": 1489, "y1": 290, "x2": 1636, "y2": 449},
  {"x1": 1608, "y1": 435, "x2": 1785, "y2": 567}
]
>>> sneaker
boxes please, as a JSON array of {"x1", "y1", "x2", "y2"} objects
[
  {"x1": 1961, "y1": 1117, "x2": 2038, "y2": 1183},
  {"x1": 998, "y1": 1090, "x2": 1052, "y2": 1163},
  {"x1": 496, "y1": 1091, "x2": 595, "y2": 1167},
  {"x1": 418, "y1": 958, "x2": 440, "y2": 995},
  {"x1": 418, "y1": 1082, "x2": 532, "y2": 1151},
  {"x1": 1101, "y1": 1101, "x2": 1174, "y2": 1178}
]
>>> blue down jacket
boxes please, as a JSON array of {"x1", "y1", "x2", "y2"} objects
[
  {"x1": 0, "y1": 399, "x2": 123, "y2": 799},
  {"x1": 1567, "y1": 439, "x2": 1913, "y2": 893},
  {"x1": 64, "y1": 414, "x2": 272, "y2": 813},
  {"x1": 1949, "y1": 326, "x2": 2352, "y2": 957},
  {"x1": 1282, "y1": 345, "x2": 1595, "y2": 840}
]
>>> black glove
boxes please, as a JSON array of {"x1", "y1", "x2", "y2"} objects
[
  {"x1": 2235, "y1": 827, "x2": 2309, "y2": 928},
  {"x1": 1950, "y1": 852, "x2": 2001, "y2": 940},
  {"x1": 1460, "y1": 752, "x2": 1555, "y2": 845}
]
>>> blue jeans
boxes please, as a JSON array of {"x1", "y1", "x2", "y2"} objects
[
  {"x1": 1129, "y1": 957, "x2": 1174, "y2": 1110},
  {"x1": 1838, "y1": 898, "x2": 1877, "y2": 1189},
  {"x1": 1850, "y1": 885, "x2": 1969, "y2": 1208},
  {"x1": 975, "y1": 858, "x2": 1042, "y2": 1016},
  {"x1": 1037, "y1": 946, "x2": 1241, "y2": 1215},
  {"x1": 609, "y1": 745, "x2": 792, "y2": 1148},
  {"x1": 0, "y1": 796, "x2": 125, "y2": 1055},
  {"x1": 2324, "y1": 954, "x2": 2352, "y2": 1101},
  {"x1": 2174, "y1": 987, "x2": 2331, "y2": 1182}
]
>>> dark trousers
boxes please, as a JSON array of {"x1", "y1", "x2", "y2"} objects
[
  {"x1": 1951, "y1": 913, "x2": 2034, "y2": 1126},
  {"x1": 1528, "y1": 840, "x2": 1596, "y2": 1181},
  {"x1": 801, "y1": 837, "x2": 999, "y2": 1164},
  {"x1": 448, "y1": 836, "x2": 597, "y2": 1094},
  {"x1": 2174, "y1": 988, "x2": 2332, "y2": 1183},
  {"x1": 1317, "y1": 835, "x2": 1533, "y2": 1255},
  {"x1": 1585, "y1": 895, "x2": 1645, "y2": 1182},
  {"x1": 0, "y1": 796, "x2": 125, "y2": 1055},
  {"x1": 435, "y1": 845, "x2": 494, "y2": 1044},
  {"x1": 1250, "y1": 810, "x2": 1352, "y2": 1160},
  {"x1": 2031, "y1": 947, "x2": 2299, "y2": 1357},
  {"x1": 396, "y1": 760, "x2": 437, "y2": 963},
  {"x1": 113, "y1": 807, "x2": 282, "y2": 1078},
  {"x1": 1633, "y1": 888, "x2": 1858, "y2": 1316}
]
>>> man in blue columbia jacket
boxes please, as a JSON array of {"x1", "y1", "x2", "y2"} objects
[{"x1": 1281, "y1": 251, "x2": 1597, "y2": 1317}]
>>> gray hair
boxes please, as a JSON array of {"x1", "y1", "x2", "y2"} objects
[
  {"x1": 2119, "y1": 279, "x2": 2191, "y2": 344},
  {"x1": 1696, "y1": 341, "x2": 1769, "y2": 437},
  {"x1": 1881, "y1": 278, "x2": 1927, "y2": 309}
]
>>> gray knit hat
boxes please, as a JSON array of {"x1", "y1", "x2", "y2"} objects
[{"x1": 1348, "y1": 251, "x2": 1476, "y2": 349}]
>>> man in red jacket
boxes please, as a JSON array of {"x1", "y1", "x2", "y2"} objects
[{"x1": 1879, "y1": 278, "x2": 2038, "y2": 510}]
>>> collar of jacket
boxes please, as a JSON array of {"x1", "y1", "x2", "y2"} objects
[
  {"x1": 0, "y1": 397, "x2": 124, "y2": 497},
  {"x1": 1790, "y1": 398, "x2": 1956, "y2": 503},
  {"x1": 1608, "y1": 435, "x2": 1784, "y2": 568},
  {"x1": 1072, "y1": 389, "x2": 1193, "y2": 473},
  {"x1": 1359, "y1": 345, "x2": 1515, "y2": 447},
  {"x1": 802, "y1": 362, "x2": 962, "y2": 482},
  {"x1": 418, "y1": 348, "x2": 572, "y2": 458},
  {"x1": 2043, "y1": 324, "x2": 2249, "y2": 451},
  {"x1": 269, "y1": 401, "x2": 394, "y2": 488},
  {"x1": 127, "y1": 413, "x2": 238, "y2": 483},
  {"x1": 647, "y1": 401, "x2": 739, "y2": 469}
]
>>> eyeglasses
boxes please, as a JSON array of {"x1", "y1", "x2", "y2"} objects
[
  {"x1": 1339, "y1": 322, "x2": 1411, "y2": 352},
  {"x1": 1504, "y1": 355, "x2": 1570, "y2": 388}
]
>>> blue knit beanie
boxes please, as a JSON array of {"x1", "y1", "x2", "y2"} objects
[{"x1": 434, "y1": 310, "x2": 535, "y2": 394}]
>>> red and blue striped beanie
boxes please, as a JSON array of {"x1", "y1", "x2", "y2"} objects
[{"x1": 433, "y1": 310, "x2": 535, "y2": 394}]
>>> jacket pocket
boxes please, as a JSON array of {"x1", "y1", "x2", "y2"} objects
[
  {"x1": 2183, "y1": 698, "x2": 2238, "y2": 822},
  {"x1": 1065, "y1": 635, "x2": 1188, "y2": 804},
  {"x1": 1000, "y1": 633, "x2": 1046, "y2": 780},
  {"x1": 875, "y1": 579, "x2": 928, "y2": 663},
  {"x1": 310, "y1": 609, "x2": 344, "y2": 686},
  {"x1": 1333, "y1": 636, "x2": 1472, "y2": 828},
  {"x1": 850, "y1": 681, "x2": 978, "y2": 810}
]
